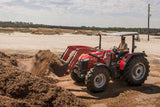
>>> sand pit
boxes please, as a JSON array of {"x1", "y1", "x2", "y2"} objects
[
  {"x1": 31, "y1": 50, "x2": 67, "y2": 77},
  {"x1": 0, "y1": 51, "x2": 86, "y2": 107}
]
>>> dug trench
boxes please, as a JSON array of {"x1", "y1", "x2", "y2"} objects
[{"x1": 2, "y1": 50, "x2": 160, "y2": 107}]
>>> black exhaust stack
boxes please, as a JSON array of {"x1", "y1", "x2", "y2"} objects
[{"x1": 98, "y1": 33, "x2": 102, "y2": 49}]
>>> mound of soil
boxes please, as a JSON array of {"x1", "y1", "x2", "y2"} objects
[
  {"x1": 73, "y1": 30, "x2": 99, "y2": 35},
  {"x1": 0, "y1": 51, "x2": 18, "y2": 67},
  {"x1": 31, "y1": 50, "x2": 67, "y2": 77},
  {"x1": 10, "y1": 54, "x2": 33, "y2": 59},
  {"x1": 0, "y1": 51, "x2": 86, "y2": 107}
]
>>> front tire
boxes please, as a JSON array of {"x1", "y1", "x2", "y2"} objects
[
  {"x1": 85, "y1": 66, "x2": 110, "y2": 92},
  {"x1": 124, "y1": 56, "x2": 150, "y2": 86}
]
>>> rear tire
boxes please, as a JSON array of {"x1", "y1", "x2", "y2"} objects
[
  {"x1": 70, "y1": 68, "x2": 84, "y2": 83},
  {"x1": 85, "y1": 66, "x2": 110, "y2": 92},
  {"x1": 124, "y1": 56, "x2": 150, "y2": 86}
]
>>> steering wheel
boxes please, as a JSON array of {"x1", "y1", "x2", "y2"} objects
[{"x1": 112, "y1": 46, "x2": 121, "y2": 54}]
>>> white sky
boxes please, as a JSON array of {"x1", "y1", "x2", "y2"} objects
[{"x1": 0, "y1": 0, "x2": 159, "y2": 28}]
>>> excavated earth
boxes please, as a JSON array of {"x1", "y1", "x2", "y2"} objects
[{"x1": 0, "y1": 51, "x2": 86, "y2": 107}]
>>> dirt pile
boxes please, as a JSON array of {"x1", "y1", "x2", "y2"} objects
[
  {"x1": 0, "y1": 27, "x2": 15, "y2": 33},
  {"x1": 31, "y1": 50, "x2": 67, "y2": 77},
  {"x1": 0, "y1": 51, "x2": 86, "y2": 107},
  {"x1": 0, "y1": 51, "x2": 18, "y2": 67},
  {"x1": 73, "y1": 30, "x2": 99, "y2": 35},
  {"x1": 31, "y1": 28, "x2": 61, "y2": 35},
  {"x1": 31, "y1": 28, "x2": 75, "y2": 35}
]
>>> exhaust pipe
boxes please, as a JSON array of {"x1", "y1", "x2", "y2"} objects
[{"x1": 98, "y1": 33, "x2": 102, "y2": 49}]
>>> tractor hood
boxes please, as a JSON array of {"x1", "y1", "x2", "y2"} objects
[{"x1": 79, "y1": 51, "x2": 104, "y2": 60}]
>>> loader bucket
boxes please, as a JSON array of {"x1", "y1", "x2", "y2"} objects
[
  {"x1": 51, "y1": 63, "x2": 68, "y2": 77},
  {"x1": 31, "y1": 50, "x2": 69, "y2": 77}
]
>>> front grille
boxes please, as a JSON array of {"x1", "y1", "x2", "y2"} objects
[{"x1": 78, "y1": 60, "x2": 89, "y2": 70}]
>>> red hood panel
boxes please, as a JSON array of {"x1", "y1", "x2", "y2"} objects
[{"x1": 79, "y1": 51, "x2": 104, "y2": 59}]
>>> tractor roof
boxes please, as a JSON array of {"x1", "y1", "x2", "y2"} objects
[{"x1": 106, "y1": 32, "x2": 139, "y2": 36}]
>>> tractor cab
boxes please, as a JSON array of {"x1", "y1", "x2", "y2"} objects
[
  {"x1": 107, "y1": 32, "x2": 139, "y2": 53},
  {"x1": 105, "y1": 32, "x2": 141, "y2": 66}
]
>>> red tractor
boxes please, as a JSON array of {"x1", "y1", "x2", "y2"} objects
[{"x1": 60, "y1": 32, "x2": 150, "y2": 92}]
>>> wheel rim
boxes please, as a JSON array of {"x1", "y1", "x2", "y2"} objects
[
  {"x1": 94, "y1": 73, "x2": 106, "y2": 88},
  {"x1": 131, "y1": 63, "x2": 146, "y2": 81}
]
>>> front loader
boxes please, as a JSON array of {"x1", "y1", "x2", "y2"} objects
[{"x1": 59, "y1": 32, "x2": 150, "y2": 92}]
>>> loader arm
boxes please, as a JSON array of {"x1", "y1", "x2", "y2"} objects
[
  {"x1": 60, "y1": 46, "x2": 102, "y2": 75},
  {"x1": 60, "y1": 46, "x2": 93, "y2": 61}
]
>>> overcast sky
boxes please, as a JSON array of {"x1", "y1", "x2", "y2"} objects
[{"x1": 0, "y1": 0, "x2": 159, "y2": 28}]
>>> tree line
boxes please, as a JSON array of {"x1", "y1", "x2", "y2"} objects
[{"x1": 0, "y1": 21, "x2": 160, "y2": 35}]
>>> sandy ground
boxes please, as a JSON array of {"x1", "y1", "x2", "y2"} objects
[{"x1": 0, "y1": 32, "x2": 160, "y2": 107}]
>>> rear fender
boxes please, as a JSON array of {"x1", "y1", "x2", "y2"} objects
[{"x1": 121, "y1": 52, "x2": 147, "y2": 70}]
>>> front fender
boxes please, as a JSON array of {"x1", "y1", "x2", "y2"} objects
[{"x1": 95, "y1": 63, "x2": 111, "y2": 72}]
